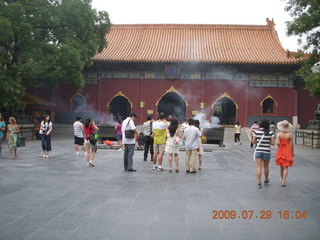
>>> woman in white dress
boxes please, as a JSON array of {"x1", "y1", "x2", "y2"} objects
[{"x1": 165, "y1": 119, "x2": 181, "y2": 173}]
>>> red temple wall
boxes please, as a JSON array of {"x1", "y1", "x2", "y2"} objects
[
  {"x1": 295, "y1": 85, "x2": 320, "y2": 127},
  {"x1": 53, "y1": 84, "x2": 98, "y2": 112},
  {"x1": 247, "y1": 87, "x2": 296, "y2": 116},
  {"x1": 53, "y1": 78, "x2": 318, "y2": 127}
]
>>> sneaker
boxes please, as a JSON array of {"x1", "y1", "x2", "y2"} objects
[
  {"x1": 264, "y1": 179, "x2": 270, "y2": 184},
  {"x1": 257, "y1": 183, "x2": 262, "y2": 189},
  {"x1": 45, "y1": 155, "x2": 49, "y2": 158},
  {"x1": 153, "y1": 166, "x2": 158, "y2": 170},
  {"x1": 43, "y1": 154, "x2": 46, "y2": 157},
  {"x1": 117, "y1": 148, "x2": 122, "y2": 151},
  {"x1": 76, "y1": 152, "x2": 79, "y2": 156},
  {"x1": 89, "y1": 161, "x2": 95, "y2": 167},
  {"x1": 157, "y1": 167, "x2": 164, "y2": 171}
]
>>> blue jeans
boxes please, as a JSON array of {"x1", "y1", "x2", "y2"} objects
[
  {"x1": 255, "y1": 152, "x2": 270, "y2": 161},
  {"x1": 41, "y1": 134, "x2": 51, "y2": 151},
  {"x1": 124, "y1": 144, "x2": 135, "y2": 170}
]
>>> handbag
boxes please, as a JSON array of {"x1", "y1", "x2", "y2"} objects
[
  {"x1": 16, "y1": 137, "x2": 21, "y2": 147},
  {"x1": 125, "y1": 130, "x2": 134, "y2": 138},
  {"x1": 124, "y1": 120, "x2": 135, "y2": 138},
  {"x1": 173, "y1": 136, "x2": 181, "y2": 144},
  {"x1": 94, "y1": 132, "x2": 100, "y2": 140},
  {"x1": 88, "y1": 134, "x2": 96, "y2": 146},
  {"x1": 201, "y1": 134, "x2": 207, "y2": 144}
]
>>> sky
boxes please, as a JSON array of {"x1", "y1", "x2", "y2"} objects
[{"x1": 91, "y1": 0, "x2": 300, "y2": 52}]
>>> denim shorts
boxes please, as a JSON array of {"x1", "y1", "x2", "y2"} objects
[
  {"x1": 116, "y1": 134, "x2": 122, "y2": 141},
  {"x1": 255, "y1": 152, "x2": 271, "y2": 161}
]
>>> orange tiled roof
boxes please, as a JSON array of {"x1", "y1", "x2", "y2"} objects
[
  {"x1": 93, "y1": 19, "x2": 299, "y2": 65},
  {"x1": 22, "y1": 93, "x2": 56, "y2": 107}
]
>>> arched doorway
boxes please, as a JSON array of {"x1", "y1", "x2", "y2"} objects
[
  {"x1": 261, "y1": 95, "x2": 277, "y2": 114},
  {"x1": 212, "y1": 93, "x2": 237, "y2": 125},
  {"x1": 157, "y1": 87, "x2": 187, "y2": 123},
  {"x1": 108, "y1": 92, "x2": 132, "y2": 121}
]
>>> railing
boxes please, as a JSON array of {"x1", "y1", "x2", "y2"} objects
[
  {"x1": 19, "y1": 125, "x2": 36, "y2": 140},
  {"x1": 295, "y1": 130, "x2": 320, "y2": 148}
]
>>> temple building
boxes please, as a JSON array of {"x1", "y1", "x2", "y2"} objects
[{"x1": 50, "y1": 18, "x2": 319, "y2": 127}]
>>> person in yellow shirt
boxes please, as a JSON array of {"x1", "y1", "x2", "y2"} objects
[{"x1": 152, "y1": 112, "x2": 169, "y2": 171}]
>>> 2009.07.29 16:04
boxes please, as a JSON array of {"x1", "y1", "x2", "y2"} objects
[{"x1": 211, "y1": 210, "x2": 308, "y2": 220}]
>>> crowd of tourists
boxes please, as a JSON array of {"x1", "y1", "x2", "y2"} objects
[
  {"x1": 0, "y1": 112, "x2": 294, "y2": 188},
  {"x1": 72, "y1": 113, "x2": 206, "y2": 173}
]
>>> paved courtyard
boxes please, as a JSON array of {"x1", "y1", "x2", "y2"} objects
[{"x1": 0, "y1": 136, "x2": 319, "y2": 240}]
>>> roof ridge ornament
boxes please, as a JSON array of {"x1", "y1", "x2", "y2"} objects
[{"x1": 266, "y1": 18, "x2": 275, "y2": 29}]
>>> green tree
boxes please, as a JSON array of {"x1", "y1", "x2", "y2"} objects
[
  {"x1": 296, "y1": 53, "x2": 320, "y2": 98},
  {"x1": 285, "y1": 0, "x2": 320, "y2": 99},
  {"x1": 0, "y1": 0, "x2": 111, "y2": 108}
]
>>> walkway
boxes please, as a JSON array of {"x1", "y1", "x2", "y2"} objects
[{"x1": 0, "y1": 136, "x2": 319, "y2": 240}]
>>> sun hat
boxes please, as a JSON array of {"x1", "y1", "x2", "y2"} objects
[{"x1": 277, "y1": 120, "x2": 293, "y2": 132}]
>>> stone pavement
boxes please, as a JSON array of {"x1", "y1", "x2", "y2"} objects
[{"x1": 0, "y1": 136, "x2": 319, "y2": 240}]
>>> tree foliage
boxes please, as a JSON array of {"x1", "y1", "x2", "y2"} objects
[
  {"x1": 285, "y1": 0, "x2": 320, "y2": 51},
  {"x1": 285, "y1": 0, "x2": 320, "y2": 99},
  {"x1": 296, "y1": 53, "x2": 320, "y2": 98},
  {"x1": 0, "y1": 0, "x2": 111, "y2": 108}
]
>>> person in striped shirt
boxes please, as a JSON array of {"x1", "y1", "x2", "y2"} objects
[{"x1": 252, "y1": 119, "x2": 275, "y2": 189}]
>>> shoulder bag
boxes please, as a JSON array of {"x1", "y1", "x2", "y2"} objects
[{"x1": 125, "y1": 120, "x2": 135, "y2": 138}]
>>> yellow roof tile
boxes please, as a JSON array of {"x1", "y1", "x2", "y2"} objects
[{"x1": 93, "y1": 19, "x2": 299, "y2": 64}]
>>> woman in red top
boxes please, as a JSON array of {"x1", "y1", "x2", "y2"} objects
[
  {"x1": 115, "y1": 119, "x2": 123, "y2": 150},
  {"x1": 83, "y1": 118, "x2": 99, "y2": 167},
  {"x1": 275, "y1": 120, "x2": 294, "y2": 187}
]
